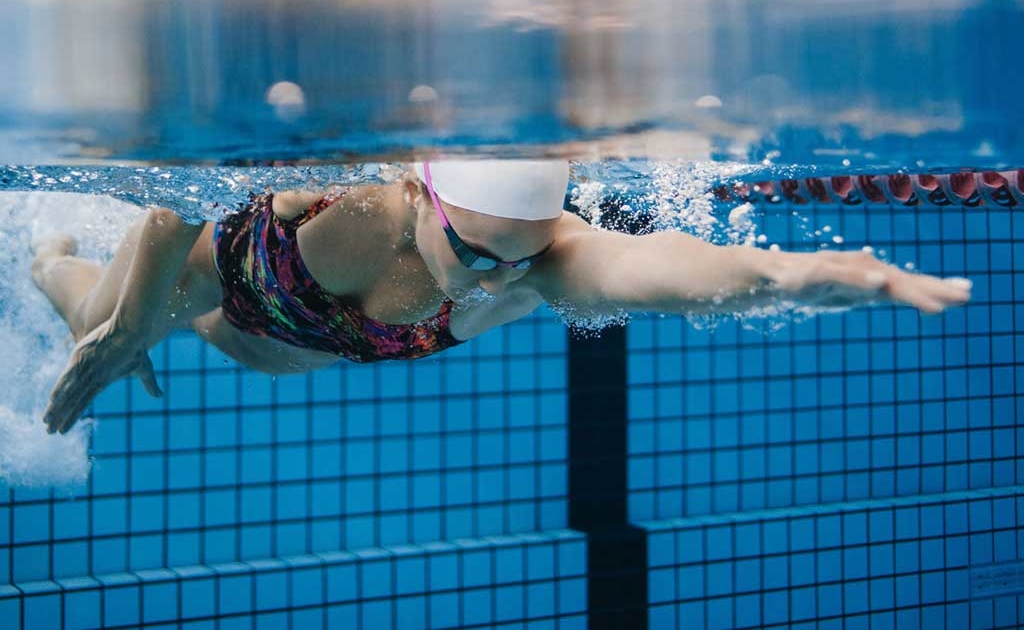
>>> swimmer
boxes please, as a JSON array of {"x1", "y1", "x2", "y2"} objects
[{"x1": 32, "y1": 160, "x2": 972, "y2": 434}]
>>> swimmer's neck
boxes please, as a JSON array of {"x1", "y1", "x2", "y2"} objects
[{"x1": 382, "y1": 181, "x2": 419, "y2": 254}]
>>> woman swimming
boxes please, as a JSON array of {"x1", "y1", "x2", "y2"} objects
[{"x1": 31, "y1": 160, "x2": 972, "y2": 434}]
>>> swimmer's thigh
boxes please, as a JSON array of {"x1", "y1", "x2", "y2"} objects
[
  {"x1": 191, "y1": 308, "x2": 340, "y2": 375},
  {"x1": 80, "y1": 220, "x2": 222, "y2": 340},
  {"x1": 74, "y1": 216, "x2": 146, "y2": 335}
]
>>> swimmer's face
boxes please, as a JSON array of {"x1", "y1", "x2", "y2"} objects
[{"x1": 406, "y1": 180, "x2": 558, "y2": 301}]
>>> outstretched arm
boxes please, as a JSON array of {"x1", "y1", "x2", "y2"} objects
[
  {"x1": 533, "y1": 213, "x2": 971, "y2": 317},
  {"x1": 44, "y1": 208, "x2": 204, "y2": 434}
]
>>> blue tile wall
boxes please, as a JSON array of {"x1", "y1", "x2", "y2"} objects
[
  {"x1": 3, "y1": 193, "x2": 1020, "y2": 630},
  {"x1": 641, "y1": 487, "x2": 1024, "y2": 630},
  {"x1": 0, "y1": 529, "x2": 586, "y2": 630},
  {"x1": 0, "y1": 309, "x2": 568, "y2": 582},
  {"x1": 627, "y1": 204, "x2": 1019, "y2": 521}
]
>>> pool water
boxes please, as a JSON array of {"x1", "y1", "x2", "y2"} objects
[
  {"x1": 1, "y1": 0, "x2": 1023, "y2": 628},
  {"x1": 1, "y1": 0, "x2": 1023, "y2": 169},
  {"x1": 1, "y1": 163, "x2": 1019, "y2": 629}
]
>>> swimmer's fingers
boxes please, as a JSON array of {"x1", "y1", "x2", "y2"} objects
[
  {"x1": 45, "y1": 351, "x2": 104, "y2": 434},
  {"x1": 809, "y1": 251, "x2": 972, "y2": 313},
  {"x1": 43, "y1": 320, "x2": 146, "y2": 434},
  {"x1": 913, "y1": 274, "x2": 972, "y2": 305},
  {"x1": 44, "y1": 346, "x2": 95, "y2": 434},
  {"x1": 44, "y1": 376, "x2": 96, "y2": 435},
  {"x1": 838, "y1": 260, "x2": 972, "y2": 313},
  {"x1": 132, "y1": 352, "x2": 163, "y2": 399},
  {"x1": 883, "y1": 272, "x2": 972, "y2": 314},
  {"x1": 813, "y1": 261, "x2": 889, "y2": 293},
  {"x1": 50, "y1": 381, "x2": 102, "y2": 435}
]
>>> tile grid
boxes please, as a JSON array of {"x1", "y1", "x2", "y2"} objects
[
  {"x1": 627, "y1": 200, "x2": 1014, "y2": 523},
  {"x1": 0, "y1": 312, "x2": 572, "y2": 585},
  {"x1": 0, "y1": 530, "x2": 587, "y2": 630},
  {"x1": 644, "y1": 488, "x2": 1024, "y2": 630},
  {"x1": 630, "y1": 196, "x2": 1021, "y2": 629}
]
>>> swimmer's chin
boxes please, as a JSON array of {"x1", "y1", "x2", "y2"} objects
[{"x1": 448, "y1": 286, "x2": 497, "y2": 306}]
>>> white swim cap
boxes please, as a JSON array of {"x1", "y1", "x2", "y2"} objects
[{"x1": 415, "y1": 160, "x2": 569, "y2": 221}]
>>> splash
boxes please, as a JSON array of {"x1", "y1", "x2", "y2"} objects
[
  {"x1": 566, "y1": 159, "x2": 784, "y2": 333},
  {"x1": 565, "y1": 159, "x2": 897, "y2": 334},
  {"x1": 548, "y1": 300, "x2": 631, "y2": 337},
  {"x1": 0, "y1": 164, "x2": 392, "y2": 222},
  {"x1": 0, "y1": 408, "x2": 94, "y2": 487},
  {"x1": 0, "y1": 191, "x2": 137, "y2": 487},
  {"x1": 568, "y1": 180, "x2": 608, "y2": 226},
  {"x1": 645, "y1": 159, "x2": 760, "y2": 243}
]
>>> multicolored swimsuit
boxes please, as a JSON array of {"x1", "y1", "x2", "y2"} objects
[{"x1": 212, "y1": 191, "x2": 464, "y2": 362}]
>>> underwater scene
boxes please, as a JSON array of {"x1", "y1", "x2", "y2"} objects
[{"x1": 0, "y1": 1, "x2": 1023, "y2": 629}]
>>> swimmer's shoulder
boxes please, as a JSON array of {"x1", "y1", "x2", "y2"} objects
[
  {"x1": 271, "y1": 185, "x2": 390, "y2": 225},
  {"x1": 271, "y1": 190, "x2": 324, "y2": 220},
  {"x1": 553, "y1": 210, "x2": 595, "y2": 236},
  {"x1": 522, "y1": 210, "x2": 621, "y2": 296},
  {"x1": 284, "y1": 184, "x2": 399, "y2": 296},
  {"x1": 537, "y1": 210, "x2": 602, "y2": 261}
]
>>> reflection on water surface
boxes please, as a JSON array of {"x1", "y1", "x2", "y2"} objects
[{"x1": 0, "y1": 0, "x2": 1020, "y2": 168}]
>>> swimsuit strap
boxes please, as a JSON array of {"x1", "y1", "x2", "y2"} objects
[
  {"x1": 289, "y1": 187, "x2": 348, "y2": 228},
  {"x1": 438, "y1": 297, "x2": 455, "y2": 317}
]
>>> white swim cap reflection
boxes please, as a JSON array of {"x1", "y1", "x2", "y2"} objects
[{"x1": 414, "y1": 160, "x2": 568, "y2": 221}]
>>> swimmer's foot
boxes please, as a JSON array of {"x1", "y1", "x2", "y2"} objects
[
  {"x1": 30, "y1": 231, "x2": 78, "y2": 257},
  {"x1": 30, "y1": 233, "x2": 80, "y2": 288},
  {"x1": 30, "y1": 233, "x2": 104, "y2": 339}
]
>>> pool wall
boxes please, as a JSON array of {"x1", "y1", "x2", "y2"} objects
[
  {"x1": 1, "y1": 314, "x2": 587, "y2": 629},
  {"x1": 628, "y1": 190, "x2": 1023, "y2": 628}
]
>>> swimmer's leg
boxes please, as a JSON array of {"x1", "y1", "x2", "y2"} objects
[
  {"x1": 31, "y1": 234, "x2": 107, "y2": 340},
  {"x1": 31, "y1": 218, "x2": 146, "y2": 340},
  {"x1": 192, "y1": 308, "x2": 340, "y2": 374},
  {"x1": 31, "y1": 217, "x2": 219, "y2": 343}
]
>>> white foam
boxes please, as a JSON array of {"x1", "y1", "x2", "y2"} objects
[
  {"x1": 569, "y1": 181, "x2": 608, "y2": 226},
  {"x1": 728, "y1": 202, "x2": 754, "y2": 228},
  {"x1": 645, "y1": 160, "x2": 765, "y2": 247},
  {"x1": 548, "y1": 299, "x2": 630, "y2": 332},
  {"x1": 0, "y1": 407, "x2": 94, "y2": 487},
  {"x1": 0, "y1": 191, "x2": 138, "y2": 487}
]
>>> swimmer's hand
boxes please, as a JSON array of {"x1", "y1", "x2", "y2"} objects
[
  {"x1": 43, "y1": 318, "x2": 162, "y2": 434},
  {"x1": 769, "y1": 250, "x2": 972, "y2": 313}
]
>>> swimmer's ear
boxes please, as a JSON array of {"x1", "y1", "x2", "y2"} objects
[{"x1": 402, "y1": 176, "x2": 425, "y2": 211}]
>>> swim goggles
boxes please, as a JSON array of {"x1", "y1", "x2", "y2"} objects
[{"x1": 422, "y1": 162, "x2": 551, "y2": 271}]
